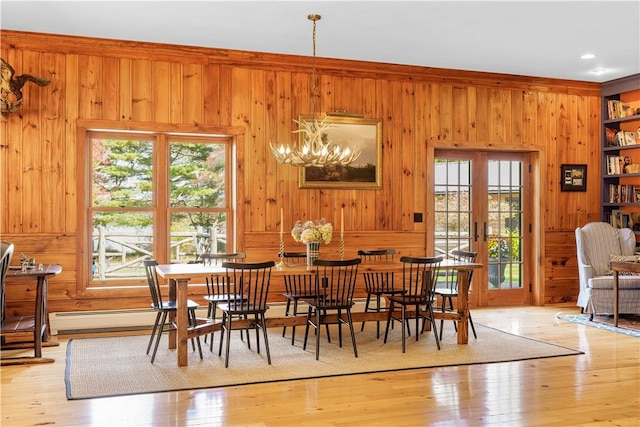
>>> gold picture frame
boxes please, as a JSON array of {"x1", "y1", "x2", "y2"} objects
[{"x1": 298, "y1": 115, "x2": 382, "y2": 189}]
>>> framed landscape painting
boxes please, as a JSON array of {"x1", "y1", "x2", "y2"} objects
[{"x1": 298, "y1": 115, "x2": 382, "y2": 189}]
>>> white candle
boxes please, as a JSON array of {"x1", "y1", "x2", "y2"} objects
[
  {"x1": 280, "y1": 208, "x2": 284, "y2": 233},
  {"x1": 341, "y1": 207, "x2": 344, "y2": 233}
]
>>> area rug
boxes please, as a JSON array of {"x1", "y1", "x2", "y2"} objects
[
  {"x1": 65, "y1": 324, "x2": 582, "y2": 400},
  {"x1": 557, "y1": 313, "x2": 640, "y2": 338}
]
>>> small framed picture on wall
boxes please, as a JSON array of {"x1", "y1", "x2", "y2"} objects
[{"x1": 561, "y1": 164, "x2": 587, "y2": 192}]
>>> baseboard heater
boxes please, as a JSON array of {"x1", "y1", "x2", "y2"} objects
[{"x1": 49, "y1": 299, "x2": 370, "y2": 335}]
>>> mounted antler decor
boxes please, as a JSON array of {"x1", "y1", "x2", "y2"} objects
[{"x1": 1, "y1": 57, "x2": 51, "y2": 120}]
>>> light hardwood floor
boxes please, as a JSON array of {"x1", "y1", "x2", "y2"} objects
[{"x1": 1, "y1": 304, "x2": 639, "y2": 427}]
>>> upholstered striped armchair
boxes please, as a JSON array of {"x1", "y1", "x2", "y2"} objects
[{"x1": 575, "y1": 222, "x2": 640, "y2": 317}]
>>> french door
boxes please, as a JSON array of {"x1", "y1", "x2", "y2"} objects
[{"x1": 434, "y1": 150, "x2": 531, "y2": 307}]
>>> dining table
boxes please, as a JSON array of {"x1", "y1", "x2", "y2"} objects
[
  {"x1": 156, "y1": 258, "x2": 482, "y2": 367},
  {"x1": 1, "y1": 264, "x2": 62, "y2": 365}
]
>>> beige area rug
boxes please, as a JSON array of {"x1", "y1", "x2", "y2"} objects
[{"x1": 65, "y1": 324, "x2": 582, "y2": 400}]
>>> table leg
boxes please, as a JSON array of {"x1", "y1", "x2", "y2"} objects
[
  {"x1": 614, "y1": 270, "x2": 619, "y2": 327},
  {"x1": 42, "y1": 276, "x2": 52, "y2": 342},
  {"x1": 168, "y1": 279, "x2": 177, "y2": 350},
  {"x1": 34, "y1": 276, "x2": 44, "y2": 358},
  {"x1": 175, "y1": 278, "x2": 189, "y2": 367},
  {"x1": 456, "y1": 270, "x2": 470, "y2": 345}
]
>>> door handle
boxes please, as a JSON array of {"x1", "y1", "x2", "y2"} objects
[
  {"x1": 473, "y1": 222, "x2": 479, "y2": 242},
  {"x1": 483, "y1": 222, "x2": 488, "y2": 242}
]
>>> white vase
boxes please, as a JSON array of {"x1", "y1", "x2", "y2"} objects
[{"x1": 306, "y1": 242, "x2": 320, "y2": 266}]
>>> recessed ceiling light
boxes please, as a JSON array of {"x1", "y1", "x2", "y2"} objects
[
  {"x1": 592, "y1": 68, "x2": 608, "y2": 75},
  {"x1": 581, "y1": 53, "x2": 596, "y2": 60}
]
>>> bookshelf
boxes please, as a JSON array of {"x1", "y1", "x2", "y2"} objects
[{"x1": 601, "y1": 74, "x2": 640, "y2": 237}]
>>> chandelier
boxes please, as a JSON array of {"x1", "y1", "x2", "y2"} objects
[{"x1": 269, "y1": 14, "x2": 361, "y2": 167}]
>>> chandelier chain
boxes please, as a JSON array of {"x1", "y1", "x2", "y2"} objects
[
  {"x1": 268, "y1": 13, "x2": 362, "y2": 168},
  {"x1": 311, "y1": 14, "x2": 318, "y2": 123}
]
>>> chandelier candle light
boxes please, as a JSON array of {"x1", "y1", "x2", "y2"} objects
[{"x1": 269, "y1": 14, "x2": 361, "y2": 168}]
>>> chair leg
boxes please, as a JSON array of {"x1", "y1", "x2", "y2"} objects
[
  {"x1": 147, "y1": 312, "x2": 162, "y2": 355},
  {"x1": 401, "y1": 305, "x2": 407, "y2": 353},
  {"x1": 220, "y1": 313, "x2": 234, "y2": 368},
  {"x1": 209, "y1": 303, "x2": 218, "y2": 352},
  {"x1": 282, "y1": 297, "x2": 292, "y2": 337},
  {"x1": 414, "y1": 304, "x2": 421, "y2": 342},
  {"x1": 450, "y1": 297, "x2": 458, "y2": 332},
  {"x1": 469, "y1": 312, "x2": 477, "y2": 339},
  {"x1": 303, "y1": 308, "x2": 312, "y2": 351},
  {"x1": 337, "y1": 309, "x2": 343, "y2": 348},
  {"x1": 260, "y1": 312, "x2": 271, "y2": 365},
  {"x1": 315, "y1": 306, "x2": 321, "y2": 360},
  {"x1": 321, "y1": 309, "x2": 331, "y2": 344},
  {"x1": 218, "y1": 312, "x2": 226, "y2": 357},
  {"x1": 346, "y1": 309, "x2": 357, "y2": 358},
  {"x1": 244, "y1": 314, "x2": 252, "y2": 350},
  {"x1": 439, "y1": 296, "x2": 446, "y2": 340},
  {"x1": 204, "y1": 302, "x2": 213, "y2": 345},
  {"x1": 375, "y1": 294, "x2": 382, "y2": 339},
  {"x1": 383, "y1": 300, "x2": 395, "y2": 344},
  {"x1": 290, "y1": 299, "x2": 299, "y2": 345},
  {"x1": 151, "y1": 311, "x2": 168, "y2": 363},
  {"x1": 360, "y1": 294, "x2": 372, "y2": 331},
  {"x1": 428, "y1": 303, "x2": 441, "y2": 350},
  {"x1": 189, "y1": 308, "x2": 203, "y2": 360},
  {"x1": 254, "y1": 313, "x2": 261, "y2": 355}
]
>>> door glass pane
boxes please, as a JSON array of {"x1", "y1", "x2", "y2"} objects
[
  {"x1": 434, "y1": 158, "x2": 473, "y2": 261},
  {"x1": 487, "y1": 160, "x2": 522, "y2": 289}
]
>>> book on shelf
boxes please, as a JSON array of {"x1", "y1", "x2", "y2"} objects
[
  {"x1": 608, "y1": 209, "x2": 640, "y2": 229},
  {"x1": 606, "y1": 155, "x2": 623, "y2": 175},
  {"x1": 624, "y1": 131, "x2": 637, "y2": 145},
  {"x1": 608, "y1": 184, "x2": 637, "y2": 203},
  {"x1": 605, "y1": 128, "x2": 618, "y2": 146},
  {"x1": 631, "y1": 213, "x2": 640, "y2": 232},
  {"x1": 607, "y1": 100, "x2": 632, "y2": 120}
]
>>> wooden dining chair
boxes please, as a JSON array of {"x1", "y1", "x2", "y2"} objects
[
  {"x1": 279, "y1": 251, "x2": 322, "y2": 344},
  {"x1": 384, "y1": 256, "x2": 443, "y2": 353},
  {"x1": 357, "y1": 248, "x2": 405, "y2": 338},
  {"x1": 143, "y1": 259, "x2": 203, "y2": 363},
  {"x1": 217, "y1": 260, "x2": 275, "y2": 368},
  {"x1": 201, "y1": 252, "x2": 246, "y2": 350},
  {"x1": 436, "y1": 250, "x2": 478, "y2": 340},
  {"x1": 303, "y1": 258, "x2": 361, "y2": 360}
]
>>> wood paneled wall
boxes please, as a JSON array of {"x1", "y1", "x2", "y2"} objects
[{"x1": 0, "y1": 31, "x2": 602, "y2": 315}]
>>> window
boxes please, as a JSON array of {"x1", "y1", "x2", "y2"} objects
[{"x1": 86, "y1": 128, "x2": 234, "y2": 286}]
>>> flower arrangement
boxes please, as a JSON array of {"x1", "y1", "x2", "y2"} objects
[{"x1": 291, "y1": 218, "x2": 333, "y2": 245}]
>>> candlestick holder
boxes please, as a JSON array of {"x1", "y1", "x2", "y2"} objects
[
  {"x1": 277, "y1": 231, "x2": 286, "y2": 268},
  {"x1": 340, "y1": 231, "x2": 345, "y2": 260}
]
